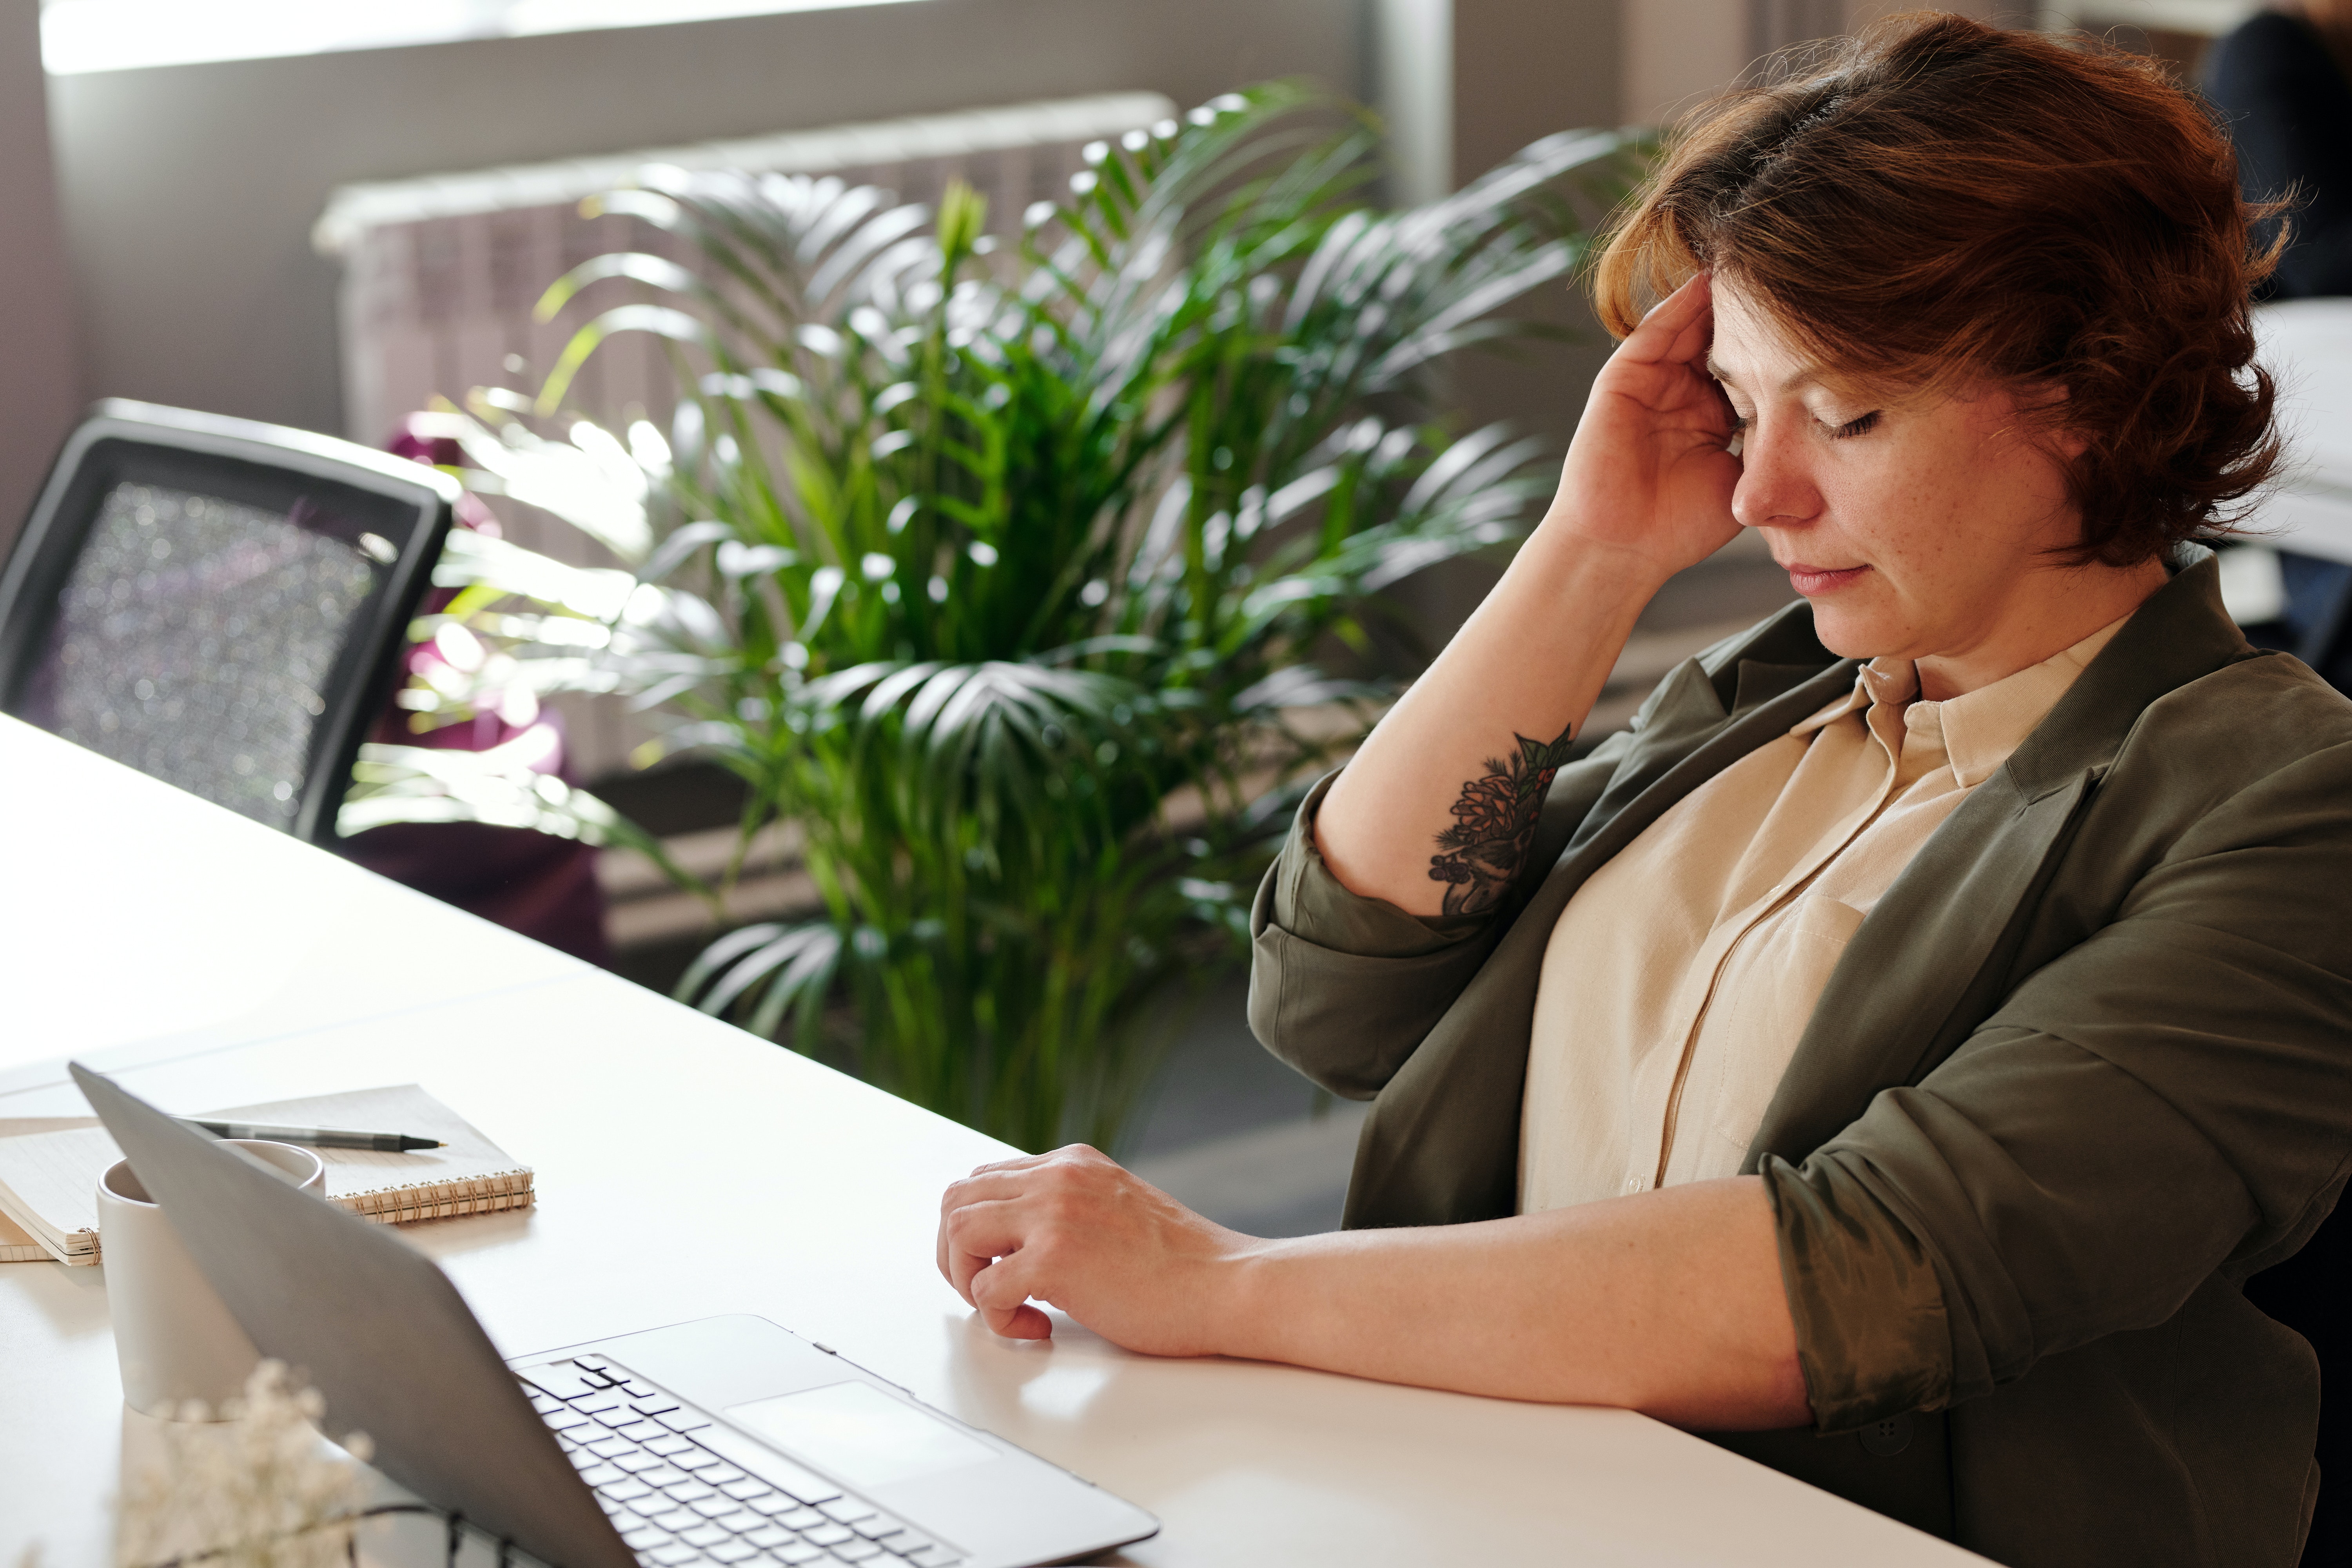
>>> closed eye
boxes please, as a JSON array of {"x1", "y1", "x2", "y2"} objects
[{"x1": 1829, "y1": 410, "x2": 1882, "y2": 439}]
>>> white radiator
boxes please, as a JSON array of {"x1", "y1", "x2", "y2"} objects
[{"x1": 315, "y1": 92, "x2": 1175, "y2": 781}]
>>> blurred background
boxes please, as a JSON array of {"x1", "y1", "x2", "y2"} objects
[{"x1": 0, "y1": 0, "x2": 2327, "y2": 1236}]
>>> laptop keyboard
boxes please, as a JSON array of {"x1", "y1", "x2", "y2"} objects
[{"x1": 519, "y1": 1354, "x2": 964, "y2": 1568}]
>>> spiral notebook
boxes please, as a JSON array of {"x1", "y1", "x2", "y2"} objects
[{"x1": 0, "y1": 1084, "x2": 533, "y2": 1265}]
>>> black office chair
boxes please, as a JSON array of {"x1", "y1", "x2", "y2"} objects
[{"x1": 0, "y1": 400, "x2": 456, "y2": 845}]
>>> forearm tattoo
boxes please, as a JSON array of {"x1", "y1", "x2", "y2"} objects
[{"x1": 1427, "y1": 723, "x2": 1577, "y2": 916}]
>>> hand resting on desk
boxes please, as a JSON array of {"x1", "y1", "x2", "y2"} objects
[{"x1": 935, "y1": 1145, "x2": 1813, "y2": 1431}]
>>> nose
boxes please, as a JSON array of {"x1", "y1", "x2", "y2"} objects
[{"x1": 1730, "y1": 414, "x2": 1824, "y2": 531}]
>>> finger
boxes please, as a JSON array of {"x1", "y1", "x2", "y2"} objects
[
  {"x1": 944, "y1": 1198, "x2": 1033, "y2": 1304},
  {"x1": 1621, "y1": 273, "x2": 1712, "y2": 365},
  {"x1": 942, "y1": 1170, "x2": 1038, "y2": 1208},
  {"x1": 937, "y1": 1169, "x2": 1040, "y2": 1280},
  {"x1": 979, "y1": 1296, "x2": 1053, "y2": 1341},
  {"x1": 966, "y1": 1150, "x2": 1055, "y2": 1178},
  {"x1": 970, "y1": 1252, "x2": 1054, "y2": 1341},
  {"x1": 1662, "y1": 278, "x2": 1716, "y2": 369}
]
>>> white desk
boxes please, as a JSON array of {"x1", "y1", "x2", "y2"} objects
[
  {"x1": 0, "y1": 716, "x2": 1982, "y2": 1566},
  {"x1": 2258, "y1": 299, "x2": 2352, "y2": 566}
]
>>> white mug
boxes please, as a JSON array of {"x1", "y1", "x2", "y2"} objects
[{"x1": 97, "y1": 1138, "x2": 326, "y2": 1419}]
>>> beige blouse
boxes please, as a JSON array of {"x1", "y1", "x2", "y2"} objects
[{"x1": 1518, "y1": 616, "x2": 2127, "y2": 1214}]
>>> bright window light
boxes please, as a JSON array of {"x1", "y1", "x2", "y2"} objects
[{"x1": 40, "y1": 0, "x2": 932, "y2": 76}]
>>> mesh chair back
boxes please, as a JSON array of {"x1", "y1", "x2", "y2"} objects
[{"x1": 0, "y1": 401, "x2": 456, "y2": 844}]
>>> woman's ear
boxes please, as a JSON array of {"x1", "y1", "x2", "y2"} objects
[{"x1": 2017, "y1": 379, "x2": 2091, "y2": 461}]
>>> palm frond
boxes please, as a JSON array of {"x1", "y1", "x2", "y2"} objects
[{"x1": 396, "y1": 89, "x2": 1651, "y2": 1148}]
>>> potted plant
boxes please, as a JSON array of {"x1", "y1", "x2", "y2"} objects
[{"x1": 343, "y1": 85, "x2": 1646, "y2": 1152}]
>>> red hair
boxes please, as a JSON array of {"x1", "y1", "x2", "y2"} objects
[{"x1": 1592, "y1": 12, "x2": 2283, "y2": 565}]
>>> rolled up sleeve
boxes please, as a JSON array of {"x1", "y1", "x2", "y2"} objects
[
  {"x1": 1761, "y1": 746, "x2": 2352, "y2": 1432},
  {"x1": 1247, "y1": 772, "x2": 1495, "y2": 1098},
  {"x1": 1248, "y1": 731, "x2": 1639, "y2": 1099}
]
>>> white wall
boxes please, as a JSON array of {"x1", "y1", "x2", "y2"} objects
[
  {"x1": 44, "y1": 0, "x2": 1371, "y2": 445},
  {"x1": 1622, "y1": 0, "x2": 2017, "y2": 129},
  {"x1": 0, "y1": 0, "x2": 84, "y2": 541},
  {"x1": 1624, "y1": 0, "x2": 1750, "y2": 125}
]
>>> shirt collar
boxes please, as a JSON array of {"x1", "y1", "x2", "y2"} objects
[{"x1": 1786, "y1": 614, "x2": 2131, "y2": 786}]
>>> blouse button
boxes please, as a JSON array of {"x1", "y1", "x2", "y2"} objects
[{"x1": 1623, "y1": 1175, "x2": 1644, "y2": 1194}]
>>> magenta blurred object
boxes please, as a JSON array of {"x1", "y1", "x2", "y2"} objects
[{"x1": 336, "y1": 417, "x2": 615, "y2": 968}]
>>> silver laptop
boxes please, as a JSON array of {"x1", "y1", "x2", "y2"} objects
[{"x1": 73, "y1": 1063, "x2": 1158, "y2": 1568}]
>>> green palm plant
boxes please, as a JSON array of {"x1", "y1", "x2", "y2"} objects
[{"x1": 346, "y1": 86, "x2": 1648, "y2": 1152}]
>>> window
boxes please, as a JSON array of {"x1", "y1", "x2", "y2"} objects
[{"x1": 40, "y1": 0, "x2": 930, "y2": 76}]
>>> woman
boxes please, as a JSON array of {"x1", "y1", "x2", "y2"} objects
[{"x1": 933, "y1": 16, "x2": 2352, "y2": 1564}]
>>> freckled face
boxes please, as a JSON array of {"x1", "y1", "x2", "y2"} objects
[{"x1": 1707, "y1": 278, "x2": 2085, "y2": 666}]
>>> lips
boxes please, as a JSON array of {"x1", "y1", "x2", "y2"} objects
[{"x1": 1784, "y1": 562, "x2": 1871, "y2": 596}]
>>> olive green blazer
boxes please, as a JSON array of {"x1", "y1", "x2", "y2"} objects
[{"x1": 1247, "y1": 552, "x2": 2352, "y2": 1567}]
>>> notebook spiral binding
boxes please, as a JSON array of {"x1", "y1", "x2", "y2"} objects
[{"x1": 338, "y1": 1169, "x2": 535, "y2": 1225}]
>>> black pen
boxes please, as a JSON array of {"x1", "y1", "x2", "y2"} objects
[{"x1": 175, "y1": 1118, "x2": 445, "y2": 1152}]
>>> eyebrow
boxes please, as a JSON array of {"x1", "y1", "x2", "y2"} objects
[{"x1": 1704, "y1": 357, "x2": 1825, "y2": 395}]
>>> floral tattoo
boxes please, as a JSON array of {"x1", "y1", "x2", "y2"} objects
[{"x1": 1427, "y1": 723, "x2": 1577, "y2": 916}]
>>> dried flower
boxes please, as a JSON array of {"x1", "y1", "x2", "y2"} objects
[{"x1": 116, "y1": 1360, "x2": 374, "y2": 1568}]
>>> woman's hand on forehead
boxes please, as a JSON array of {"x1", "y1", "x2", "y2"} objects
[{"x1": 1540, "y1": 274, "x2": 1744, "y2": 585}]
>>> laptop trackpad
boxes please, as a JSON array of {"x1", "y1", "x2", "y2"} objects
[{"x1": 727, "y1": 1381, "x2": 996, "y2": 1490}]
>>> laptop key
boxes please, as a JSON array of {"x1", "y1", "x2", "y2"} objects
[
  {"x1": 579, "y1": 1464, "x2": 628, "y2": 1488},
  {"x1": 519, "y1": 1364, "x2": 603, "y2": 1400},
  {"x1": 622, "y1": 1418, "x2": 677, "y2": 1441},
  {"x1": 895, "y1": 1552, "x2": 961, "y2": 1568},
  {"x1": 603, "y1": 1479, "x2": 656, "y2": 1504},
  {"x1": 638, "y1": 1465, "x2": 693, "y2": 1489},
  {"x1": 773, "y1": 1508, "x2": 828, "y2": 1532},
  {"x1": 771, "y1": 1550, "x2": 827, "y2": 1568},
  {"x1": 656, "y1": 1409, "x2": 715, "y2": 1434},
  {"x1": 700, "y1": 1464, "x2": 749, "y2": 1486},
  {"x1": 664, "y1": 1480, "x2": 720, "y2": 1504},
  {"x1": 674, "y1": 1447, "x2": 727, "y2": 1473},
  {"x1": 711, "y1": 1511, "x2": 763, "y2": 1534},
  {"x1": 877, "y1": 1536, "x2": 933, "y2": 1558},
  {"x1": 851, "y1": 1519, "x2": 905, "y2": 1542},
  {"x1": 686, "y1": 1427, "x2": 841, "y2": 1505},
  {"x1": 799, "y1": 1526, "x2": 853, "y2": 1549},
  {"x1": 572, "y1": 1392, "x2": 626, "y2": 1415},
  {"x1": 645, "y1": 1434, "x2": 695, "y2": 1457},
  {"x1": 686, "y1": 1498, "x2": 738, "y2": 1520},
  {"x1": 705, "y1": 1546, "x2": 757, "y2": 1566},
  {"x1": 548, "y1": 1409, "x2": 596, "y2": 1432},
  {"x1": 825, "y1": 1543, "x2": 883, "y2": 1564},
  {"x1": 742, "y1": 1526, "x2": 794, "y2": 1550},
  {"x1": 645, "y1": 1544, "x2": 704, "y2": 1566},
  {"x1": 632, "y1": 1396, "x2": 682, "y2": 1417},
  {"x1": 614, "y1": 1453, "x2": 666, "y2": 1475},
  {"x1": 818, "y1": 1501, "x2": 876, "y2": 1525},
  {"x1": 679, "y1": 1524, "x2": 731, "y2": 1549},
  {"x1": 746, "y1": 1496, "x2": 800, "y2": 1520},
  {"x1": 718, "y1": 1478, "x2": 771, "y2": 1502},
  {"x1": 646, "y1": 1508, "x2": 701, "y2": 1533},
  {"x1": 588, "y1": 1435, "x2": 637, "y2": 1457}
]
